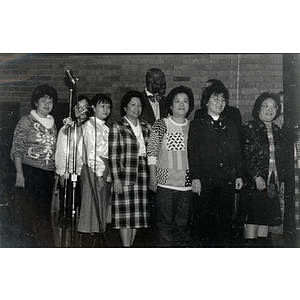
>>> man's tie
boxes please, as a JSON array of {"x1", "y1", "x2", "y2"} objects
[{"x1": 148, "y1": 94, "x2": 161, "y2": 102}]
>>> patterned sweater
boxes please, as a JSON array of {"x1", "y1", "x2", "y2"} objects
[
  {"x1": 147, "y1": 117, "x2": 191, "y2": 190},
  {"x1": 10, "y1": 114, "x2": 57, "y2": 171}
]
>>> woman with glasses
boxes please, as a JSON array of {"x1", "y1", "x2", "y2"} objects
[
  {"x1": 240, "y1": 92, "x2": 284, "y2": 247},
  {"x1": 188, "y1": 84, "x2": 243, "y2": 247}
]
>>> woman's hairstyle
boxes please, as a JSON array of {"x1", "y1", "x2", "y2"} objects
[
  {"x1": 166, "y1": 85, "x2": 194, "y2": 118},
  {"x1": 77, "y1": 94, "x2": 90, "y2": 107},
  {"x1": 252, "y1": 92, "x2": 281, "y2": 121},
  {"x1": 200, "y1": 83, "x2": 229, "y2": 112},
  {"x1": 277, "y1": 91, "x2": 284, "y2": 98},
  {"x1": 71, "y1": 94, "x2": 91, "y2": 120},
  {"x1": 90, "y1": 93, "x2": 112, "y2": 120},
  {"x1": 90, "y1": 93, "x2": 112, "y2": 108},
  {"x1": 206, "y1": 79, "x2": 226, "y2": 89},
  {"x1": 31, "y1": 84, "x2": 58, "y2": 108},
  {"x1": 120, "y1": 90, "x2": 144, "y2": 117}
]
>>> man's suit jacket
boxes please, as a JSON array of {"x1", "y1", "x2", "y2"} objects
[
  {"x1": 139, "y1": 90, "x2": 168, "y2": 125},
  {"x1": 108, "y1": 117, "x2": 150, "y2": 186}
]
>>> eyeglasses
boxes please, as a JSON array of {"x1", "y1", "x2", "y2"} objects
[
  {"x1": 261, "y1": 104, "x2": 278, "y2": 110},
  {"x1": 211, "y1": 95, "x2": 226, "y2": 104}
]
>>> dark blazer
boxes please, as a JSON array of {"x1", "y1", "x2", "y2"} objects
[
  {"x1": 188, "y1": 114, "x2": 243, "y2": 187},
  {"x1": 242, "y1": 119, "x2": 284, "y2": 189},
  {"x1": 139, "y1": 90, "x2": 168, "y2": 126},
  {"x1": 108, "y1": 117, "x2": 150, "y2": 186},
  {"x1": 194, "y1": 105, "x2": 242, "y2": 137}
]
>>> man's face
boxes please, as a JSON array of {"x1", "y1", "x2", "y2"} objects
[{"x1": 150, "y1": 74, "x2": 166, "y2": 96}]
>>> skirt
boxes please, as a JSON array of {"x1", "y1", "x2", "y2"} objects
[
  {"x1": 239, "y1": 188, "x2": 282, "y2": 226},
  {"x1": 112, "y1": 157, "x2": 150, "y2": 229},
  {"x1": 77, "y1": 164, "x2": 111, "y2": 234}
]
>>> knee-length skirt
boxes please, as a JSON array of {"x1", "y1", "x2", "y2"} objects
[
  {"x1": 78, "y1": 164, "x2": 111, "y2": 234},
  {"x1": 112, "y1": 157, "x2": 150, "y2": 229},
  {"x1": 239, "y1": 188, "x2": 282, "y2": 226}
]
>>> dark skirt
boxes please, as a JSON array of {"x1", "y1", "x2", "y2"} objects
[
  {"x1": 239, "y1": 188, "x2": 282, "y2": 226},
  {"x1": 112, "y1": 157, "x2": 150, "y2": 229},
  {"x1": 77, "y1": 164, "x2": 111, "y2": 234}
]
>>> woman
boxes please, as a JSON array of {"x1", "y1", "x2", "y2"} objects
[
  {"x1": 54, "y1": 95, "x2": 91, "y2": 246},
  {"x1": 148, "y1": 85, "x2": 194, "y2": 247},
  {"x1": 10, "y1": 84, "x2": 58, "y2": 247},
  {"x1": 77, "y1": 94, "x2": 112, "y2": 244},
  {"x1": 241, "y1": 92, "x2": 284, "y2": 246},
  {"x1": 108, "y1": 91, "x2": 150, "y2": 247},
  {"x1": 188, "y1": 84, "x2": 243, "y2": 247}
]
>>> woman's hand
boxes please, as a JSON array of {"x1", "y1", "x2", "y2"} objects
[
  {"x1": 15, "y1": 172, "x2": 25, "y2": 188},
  {"x1": 59, "y1": 173, "x2": 69, "y2": 186},
  {"x1": 192, "y1": 179, "x2": 201, "y2": 196},
  {"x1": 255, "y1": 176, "x2": 266, "y2": 191},
  {"x1": 63, "y1": 117, "x2": 74, "y2": 127},
  {"x1": 97, "y1": 176, "x2": 104, "y2": 191},
  {"x1": 149, "y1": 175, "x2": 157, "y2": 192},
  {"x1": 114, "y1": 180, "x2": 123, "y2": 194},
  {"x1": 280, "y1": 182, "x2": 285, "y2": 196},
  {"x1": 235, "y1": 178, "x2": 243, "y2": 190}
]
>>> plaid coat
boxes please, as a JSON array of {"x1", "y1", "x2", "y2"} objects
[{"x1": 108, "y1": 117, "x2": 150, "y2": 185}]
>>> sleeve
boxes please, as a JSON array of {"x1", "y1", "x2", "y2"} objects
[
  {"x1": 82, "y1": 122, "x2": 105, "y2": 177},
  {"x1": 55, "y1": 126, "x2": 68, "y2": 176},
  {"x1": 231, "y1": 122, "x2": 243, "y2": 179},
  {"x1": 187, "y1": 120, "x2": 204, "y2": 181},
  {"x1": 147, "y1": 119, "x2": 167, "y2": 165},
  {"x1": 10, "y1": 116, "x2": 29, "y2": 160},
  {"x1": 275, "y1": 125, "x2": 285, "y2": 182},
  {"x1": 233, "y1": 107, "x2": 243, "y2": 137},
  {"x1": 242, "y1": 122, "x2": 261, "y2": 181},
  {"x1": 108, "y1": 122, "x2": 122, "y2": 182}
]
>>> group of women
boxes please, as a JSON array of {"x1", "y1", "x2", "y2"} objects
[{"x1": 10, "y1": 79, "x2": 285, "y2": 247}]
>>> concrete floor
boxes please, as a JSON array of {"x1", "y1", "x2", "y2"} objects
[
  {"x1": 0, "y1": 199, "x2": 156, "y2": 248},
  {"x1": 1, "y1": 195, "x2": 296, "y2": 248}
]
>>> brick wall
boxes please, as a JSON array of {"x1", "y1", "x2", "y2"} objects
[{"x1": 0, "y1": 53, "x2": 283, "y2": 123}]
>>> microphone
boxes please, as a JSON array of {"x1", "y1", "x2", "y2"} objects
[
  {"x1": 65, "y1": 69, "x2": 78, "y2": 85},
  {"x1": 78, "y1": 106, "x2": 88, "y2": 116}
]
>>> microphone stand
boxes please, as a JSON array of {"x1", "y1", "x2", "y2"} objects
[
  {"x1": 70, "y1": 120, "x2": 78, "y2": 247},
  {"x1": 61, "y1": 73, "x2": 79, "y2": 247}
]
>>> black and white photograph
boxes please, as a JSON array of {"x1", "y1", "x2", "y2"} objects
[{"x1": 1, "y1": 2, "x2": 299, "y2": 300}]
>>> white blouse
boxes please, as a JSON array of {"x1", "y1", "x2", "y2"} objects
[
  {"x1": 125, "y1": 117, "x2": 146, "y2": 157},
  {"x1": 79, "y1": 116, "x2": 109, "y2": 177}
]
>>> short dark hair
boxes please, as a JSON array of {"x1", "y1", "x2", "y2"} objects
[
  {"x1": 31, "y1": 84, "x2": 58, "y2": 108},
  {"x1": 71, "y1": 94, "x2": 91, "y2": 120},
  {"x1": 252, "y1": 92, "x2": 281, "y2": 121},
  {"x1": 120, "y1": 90, "x2": 144, "y2": 117},
  {"x1": 206, "y1": 79, "x2": 226, "y2": 89},
  {"x1": 200, "y1": 84, "x2": 229, "y2": 113},
  {"x1": 277, "y1": 91, "x2": 284, "y2": 98},
  {"x1": 166, "y1": 85, "x2": 194, "y2": 118},
  {"x1": 90, "y1": 94, "x2": 112, "y2": 121},
  {"x1": 145, "y1": 68, "x2": 165, "y2": 86},
  {"x1": 77, "y1": 94, "x2": 90, "y2": 107},
  {"x1": 90, "y1": 93, "x2": 112, "y2": 109}
]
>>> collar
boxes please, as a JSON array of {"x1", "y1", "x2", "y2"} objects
[
  {"x1": 30, "y1": 110, "x2": 54, "y2": 129},
  {"x1": 145, "y1": 88, "x2": 153, "y2": 97}
]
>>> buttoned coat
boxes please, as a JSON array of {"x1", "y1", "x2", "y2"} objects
[
  {"x1": 188, "y1": 114, "x2": 243, "y2": 187},
  {"x1": 139, "y1": 90, "x2": 168, "y2": 126},
  {"x1": 242, "y1": 119, "x2": 284, "y2": 189},
  {"x1": 194, "y1": 105, "x2": 243, "y2": 138},
  {"x1": 108, "y1": 117, "x2": 150, "y2": 186}
]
